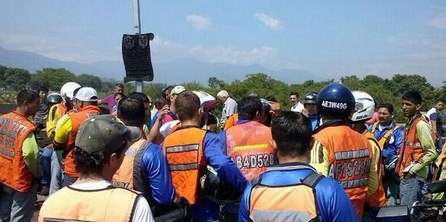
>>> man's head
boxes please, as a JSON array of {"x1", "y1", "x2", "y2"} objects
[
  {"x1": 73, "y1": 87, "x2": 98, "y2": 110},
  {"x1": 289, "y1": 91, "x2": 299, "y2": 105},
  {"x1": 434, "y1": 100, "x2": 444, "y2": 112},
  {"x1": 238, "y1": 95, "x2": 263, "y2": 122},
  {"x1": 303, "y1": 92, "x2": 318, "y2": 116},
  {"x1": 377, "y1": 103, "x2": 395, "y2": 126},
  {"x1": 114, "y1": 84, "x2": 124, "y2": 94},
  {"x1": 74, "y1": 115, "x2": 140, "y2": 178},
  {"x1": 271, "y1": 111, "x2": 312, "y2": 160},
  {"x1": 401, "y1": 91, "x2": 422, "y2": 118},
  {"x1": 128, "y1": 92, "x2": 151, "y2": 120},
  {"x1": 316, "y1": 83, "x2": 355, "y2": 122},
  {"x1": 37, "y1": 86, "x2": 49, "y2": 103},
  {"x1": 170, "y1": 85, "x2": 186, "y2": 112},
  {"x1": 217, "y1": 90, "x2": 229, "y2": 103},
  {"x1": 117, "y1": 97, "x2": 146, "y2": 127},
  {"x1": 175, "y1": 91, "x2": 201, "y2": 123},
  {"x1": 60, "y1": 82, "x2": 81, "y2": 102},
  {"x1": 153, "y1": 97, "x2": 166, "y2": 110},
  {"x1": 16, "y1": 89, "x2": 40, "y2": 117}
]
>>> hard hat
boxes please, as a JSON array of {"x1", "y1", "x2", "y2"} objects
[
  {"x1": 316, "y1": 83, "x2": 355, "y2": 119},
  {"x1": 303, "y1": 92, "x2": 318, "y2": 105},
  {"x1": 351, "y1": 91, "x2": 375, "y2": 122},
  {"x1": 46, "y1": 93, "x2": 63, "y2": 105},
  {"x1": 60, "y1": 82, "x2": 81, "y2": 100},
  {"x1": 199, "y1": 165, "x2": 241, "y2": 204}
]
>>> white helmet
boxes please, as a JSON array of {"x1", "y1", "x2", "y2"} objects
[
  {"x1": 351, "y1": 91, "x2": 375, "y2": 122},
  {"x1": 60, "y1": 82, "x2": 81, "y2": 101}
]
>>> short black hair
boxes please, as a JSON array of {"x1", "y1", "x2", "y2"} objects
[
  {"x1": 290, "y1": 91, "x2": 299, "y2": 97},
  {"x1": 271, "y1": 111, "x2": 312, "y2": 158},
  {"x1": 73, "y1": 144, "x2": 127, "y2": 175},
  {"x1": 115, "y1": 83, "x2": 124, "y2": 88},
  {"x1": 128, "y1": 92, "x2": 150, "y2": 103},
  {"x1": 238, "y1": 96, "x2": 263, "y2": 121},
  {"x1": 117, "y1": 97, "x2": 145, "y2": 127},
  {"x1": 17, "y1": 89, "x2": 39, "y2": 106},
  {"x1": 37, "y1": 86, "x2": 49, "y2": 93},
  {"x1": 153, "y1": 97, "x2": 166, "y2": 110},
  {"x1": 175, "y1": 91, "x2": 200, "y2": 122},
  {"x1": 402, "y1": 91, "x2": 422, "y2": 105},
  {"x1": 378, "y1": 103, "x2": 394, "y2": 114}
]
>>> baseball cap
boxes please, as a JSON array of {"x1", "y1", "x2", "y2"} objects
[
  {"x1": 75, "y1": 115, "x2": 141, "y2": 159},
  {"x1": 171, "y1": 85, "x2": 186, "y2": 95},
  {"x1": 74, "y1": 87, "x2": 98, "y2": 102}
]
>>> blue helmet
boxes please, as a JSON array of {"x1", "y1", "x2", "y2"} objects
[{"x1": 316, "y1": 83, "x2": 355, "y2": 118}]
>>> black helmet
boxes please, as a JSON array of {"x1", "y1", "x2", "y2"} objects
[
  {"x1": 199, "y1": 166, "x2": 241, "y2": 204},
  {"x1": 46, "y1": 93, "x2": 63, "y2": 105},
  {"x1": 316, "y1": 83, "x2": 355, "y2": 119},
  {"x1": 303, "y1": 92, "x2": 318, "y2": 105}
]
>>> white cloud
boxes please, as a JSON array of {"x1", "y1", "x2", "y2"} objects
[
  {"x1": 427, "y1": 14, "x2": 446, "y2": 29},
  {"x1": 254, "y1": 13, "x2": 282, "y2": 30},
  {"x1": 151, "y1": 36, "x2": 276, "y2": 65},
  {"x1": 186, "y1": 15, "x2": 211, "y2": 30}
]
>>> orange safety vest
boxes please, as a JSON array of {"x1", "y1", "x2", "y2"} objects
[
  {"x1": 249, "y1": 170, "x2": 323, "y2": 221},
  {"x1": 113, "y1": 140, "x2": 149, "y2": 190},
  {"x1": 38, "y1": 186, "x2": 140, "y2": 222},
  {"x1": 226, "y1": 121, "x2": 275, "y2": 181},
  {"x1": 370, "y1": 123, "x2": 401, "y2": 149},
  {"x1": 223, "y1": 113, "x2": 238, "y2": 131},
  {"x1": 162, "y1": 126, "x2": 206, "y2": 204},
  {"x1": 363, "y1": 131, "x2": 387, "y2": 207},
  {"x1": 0, "y1": 111, "x2": 36, "y2": 192},
  {"x1": 63, "y1": 105, "x2": 101, "y2": 178},
  {"x1": 313, "y1": 125, "x2": 372, "y2": 220},
  {"x1": 395, "y1": 115, "x2": 427, "y2": 176},
  {"x1": 54, "y1": 103, "x2": 67, "y2": 117}
]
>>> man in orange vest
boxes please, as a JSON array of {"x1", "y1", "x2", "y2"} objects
[
  {"x1": 239, "y1": 111, "x2": 357, "y2": 222},
  {"x1": 0, "y1": 89, "x2": 40, "y2": 222},
  {"x1": 217, "y1": 95, "x2": 276, "y2": 221},
  {"x1": 395, "y1": 91, "x2": 437, "y2": 208},
  {"x1": 368, "y1": 103, "x2": 404, "y2": 205},
  {"x1": 39, "y1": 115, "x2": 154, "y2": 222},
  {"x1": 310, "y1": 83, "x2": 376, "y2": 221},
  {"x1": 162, "y1": 91, "x2": 247, "y2": 222},
  {"x1": 53, "y1": 87, "x2": 101, "y2": 186},
  {"x1": 351, "y1": 91, "x2": 386, "y2": 221}
]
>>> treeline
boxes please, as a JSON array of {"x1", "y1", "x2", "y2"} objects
[{"x1": 1, "y1": 65, "x2": 444, "y2": 122}]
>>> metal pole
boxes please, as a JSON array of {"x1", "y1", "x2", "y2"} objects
[{"x1": 133, "y1": 0, "x2": 144, "y2": 92}]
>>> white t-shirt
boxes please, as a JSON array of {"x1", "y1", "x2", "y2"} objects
[
  {"x1": 291, "y1": 102, "x2": 305, "y2": 113},
  {"x1": 70, "y1": 180, "x2": 154, "y2": 222}
]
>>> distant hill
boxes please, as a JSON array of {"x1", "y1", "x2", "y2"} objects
[{"x1": 0, "y1": 46, "x2": 323, "y2": 85}]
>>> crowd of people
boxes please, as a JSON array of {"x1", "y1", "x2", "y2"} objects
[{"x1": 0, "y1": 81, "x2": 444, "y2": 222}]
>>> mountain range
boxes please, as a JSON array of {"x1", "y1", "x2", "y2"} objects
[{"x1": 0, "y1": 46, "x2": 323, "y2": 85}]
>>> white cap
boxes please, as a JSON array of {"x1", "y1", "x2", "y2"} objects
[
  {"x1": 171, "y1": 85, "x2": 186, "y2": 95},
  {"x1": 74, "y1": 87, "x2": 98, "y2": 102}
]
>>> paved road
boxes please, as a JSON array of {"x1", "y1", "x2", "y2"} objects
[{"x1": 32, "y1": 194, "x2": 46, "y2": 222}]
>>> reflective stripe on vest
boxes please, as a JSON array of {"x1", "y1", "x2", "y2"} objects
[
  {"x1": 363, "y1": 131, "x2": 387, "y2": 207},
  {"x1": 371, "y1": 122, "x2": 400, "y2": 149},
  {"x1": 249, "y1": 170, "x2": 322, "y2": 222},
  {"x1": 39, "y1": 186, "x2": 139, "y2": 222},
  {"x1": 313, "y1": 125, "x2": 372, "y2": 220},
  {"x1": 162, "y1": 127, "x2": 206, "y2": 204},
  {"x1": 395, "y1": 116, "x2": 426, "y2": 176},
  {"x1": 112, "y1": 139, "x2": 148, "y2": 190},
  {"x1": 0, "y1": 111, "x2": 36, "y2": 192},
  {"x1": 226, "y1": 121, "x2": 275, "y2": 181},
  {"x1": 63, "y1": 105, "x2": 101, "y2": 177}
]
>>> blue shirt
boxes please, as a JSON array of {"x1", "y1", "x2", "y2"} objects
[
  {"x1": 368, "y1": 122, "x2": 404, "y2": 163},
  {"x1": 238, "y1": 162, "x2": 357, "y2": 222},
  {"x1": 308, "y1": 114, "x2": 318, "y2": 131},
  {"x1": 141, "y1": 142, "x2": 175, "y2": 205}
]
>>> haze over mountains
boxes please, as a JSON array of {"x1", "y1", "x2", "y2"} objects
[{"x1": 0, "y1": 46, "x2": 323, "y2": 85}]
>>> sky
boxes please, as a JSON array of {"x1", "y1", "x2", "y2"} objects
[{"x1": 0, "y1": 0, "x2": 445, "y2": 86}]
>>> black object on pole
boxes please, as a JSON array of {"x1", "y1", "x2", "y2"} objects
[{"x1": 122, "y1": 33, "x2": 155, "y2": 83}]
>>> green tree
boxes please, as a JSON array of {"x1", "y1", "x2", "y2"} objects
[
  {"x1": 76, "y1": 73, "x2": 102, "y2": 90},
  {"x1": 3, "y1": 68, "x2": 31, "y2": 90},
  {"x1": 31, "y1": 68, "x2": 77, "y2": 91}
]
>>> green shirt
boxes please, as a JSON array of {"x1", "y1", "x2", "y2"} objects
[{"x1": 22, "y1": 132, "x2": 39, "y2": 178}]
